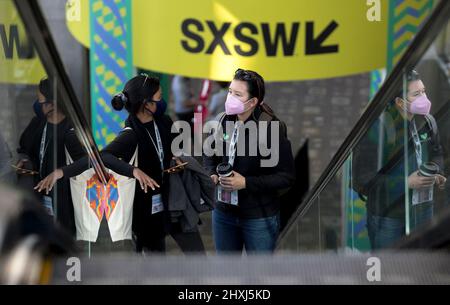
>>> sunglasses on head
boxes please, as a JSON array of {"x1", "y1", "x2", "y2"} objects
[
  {"x1": 235, "y1": 68, "x2": 256, "y2": 80},
  {"x1": 141, "y1": 73, "x2": 149, "y2": 88}
]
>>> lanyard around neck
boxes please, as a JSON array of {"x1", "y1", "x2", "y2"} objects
[
  {"x1": 411, "y1": 120, "x2": 423, "y2": 167},
  {"x1": 39, "y1": 123, "x2": 50, "y2": 178},
  {"x1": 228, "y1": 121, "x2": 242, "y2": 167},
  {"x1": 145, "y1": 120, "x2": 165, "y2": 174}
]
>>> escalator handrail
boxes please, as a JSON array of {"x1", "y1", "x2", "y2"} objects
[
  {"x1": 13, "y1": 0, "x2": 109, "y2": 185},
  {"x1": 277, "y1": 0, "x2": 450, "y2": 245}
]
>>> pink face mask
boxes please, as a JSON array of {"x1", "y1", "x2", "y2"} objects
[
  {"x1": 408, "y1": 95, "x2": 431, "y2": 115},
  {"x1": 225, "y1": 94, "x2": 251, "y2": 115}
]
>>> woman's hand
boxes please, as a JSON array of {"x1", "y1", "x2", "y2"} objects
[
  {"x1": 435, "y1": 174, "x2": 447, "y2": 190},
  {"x1": 211, "y1": 174, "x2": 219, "y2": 185},
  {"x1": 408, "y1": 171, "x2": 436, "y2": 189},
  {"x1": 34, "y1": 169, "x2": 64, "y2": 194},
  {"x1": 16, "y1": 159, "x2": 29, "y2": 169},
  {"x1": 133, "y1": 168, "x2": 160, "y2": 193},
  {"x1": 173, "y1": 157, "x2": 184, "y2": 166},
  {"x1": 219, "y1": 171, "x2": 246, "y2": 191},
  {"x1": 15, "y1": 159, "x2": 30, "y2": 175}
]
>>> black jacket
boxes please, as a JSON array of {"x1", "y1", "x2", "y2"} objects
[
  {"x1": 17, "y1": 117, "x2": 86, "y2": 235},
  {"x1": 203, "y1": 107, "x2": 295, "y2": 219},
  {"x1": 168, "y1": 156, "x2": 215, "y2": 232}
]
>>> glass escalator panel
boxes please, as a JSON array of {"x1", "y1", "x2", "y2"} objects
[
  {"x1": 0, "y1": 0, "x2": 110, "y2": 267},
  {"x1": 278, "y1": 5, "x2": 450, "y2": 253}
]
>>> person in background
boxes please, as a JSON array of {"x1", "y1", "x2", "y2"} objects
[
  {"x1": 207, "y1": 81, "x2": 229, "y2": 120},
  {"x1": 171, "y1": 75, "x2": 198, "y2": 125}
]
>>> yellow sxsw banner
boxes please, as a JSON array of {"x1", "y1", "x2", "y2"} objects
[
  {"x1": 0, "y1": 1, "x2": 46, "y2": 84},
  {"x1": 68, "y1": 0, "x2": 388, "y2": 81}
]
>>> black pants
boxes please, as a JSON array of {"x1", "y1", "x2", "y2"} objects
[
  {"x1": 134, "y1": 211, "x2": 167, "y2": 253},
  {"x1": 170, "y1": 222, "x2": 206, "y2": 255},
  {"x1": 76, "y1": 215, "x2": 205, "y2": 254},
  {"x1": 76, "y1": 217, "x2": 135, "y2": 255},
  {"x1": 135, "y1": 235, "x2": 166, "y2": 253},
  {"x1": 135, "y1": 229, "x2": 205, "y2": 254}
]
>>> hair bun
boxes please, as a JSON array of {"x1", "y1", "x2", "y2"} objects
[{"x1": 111, "y1": 92, "x2": 128, "y2": 111}]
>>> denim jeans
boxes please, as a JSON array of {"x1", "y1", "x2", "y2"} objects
[
  {"x1": 367, "y1": 214, "x2": 404, "y2": 250},
  {"x1": 367, "y1": 202, "x2": 433, "y2": 250},
  {"x1": 212, "y1": 209, "x2": 280, "y2": 254}
]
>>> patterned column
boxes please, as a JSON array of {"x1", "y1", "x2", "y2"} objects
[
  {"x1": 386, "y1": 0, "x2": 435, "y2": 72},
  {"x1": 90, "y1": 0, "x2": 133, "y2": 149}
]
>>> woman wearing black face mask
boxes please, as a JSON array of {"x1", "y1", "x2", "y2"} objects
[
  {"x1": 18, "y1": 78, "x2": 87, "y2": 236},
  {"x1": 103, "y1": 74, "x2": 193, "y2": 253}
]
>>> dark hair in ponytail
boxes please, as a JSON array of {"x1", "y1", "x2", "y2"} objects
[
  {"x1": 111, "y1": 92, "x2": 129, "y2": 111},
  {"x1": 233, "y1": 68, "x2": 274, "y2": 117},
  {"x1": 111, "y1": 74, "x2": 160, "y2": 115}
]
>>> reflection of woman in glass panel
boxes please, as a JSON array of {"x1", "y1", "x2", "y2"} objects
[
  {"x1": 17, "y1": 78, "x2": 87, "y2": 236},
  {"x1": 0, "y1": 131, "x2": 13, "y2": 183},
  {"x1": 353, "y1": 70, "x2": 446, "y2": 250}
]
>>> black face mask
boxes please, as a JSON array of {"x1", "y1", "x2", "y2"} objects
[
  {"x1": 33, "y1": 99, "x2": 45, "y2": 119},
  {"x1": 147, "y1": 98, "x2": 167, "y2": 117},
  {"x1": 35, "y1": 99, "x2": 54, "y2": 118}
]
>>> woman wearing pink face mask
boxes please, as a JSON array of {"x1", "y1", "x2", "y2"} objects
[
  {"x1": 203, "y1": 69, "x2": 295, "y2": 254},
  {"x1": 394, "y1": 71, "x2": 447, "y2": 192},
  {"x1": 353, "y1": 70, "x2": 447, "y2": 250}
]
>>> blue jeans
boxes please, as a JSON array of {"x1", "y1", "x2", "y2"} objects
[
  {"x1": 367, "y1": 214, "x2": 404, "y2": 250},
  {"x1": 212, "y1": 209, "x2": 280, "y2": 254},
  {"x1": 367, "y1": 203, "x2": 433, "y2": 250}
]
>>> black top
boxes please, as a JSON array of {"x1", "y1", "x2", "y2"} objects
[
  {"x1": 203, "y1": 107, "x2": 296, "y2": 219},
  {"x1": 18, "y1": 116, "x2": 86, "y2": 179},
  {"x1": 100, "y1": 115, "x2": 176, "y2": 240},
  {"x1": 17, "y1": 116, "x2": 86, "y2": 235}
]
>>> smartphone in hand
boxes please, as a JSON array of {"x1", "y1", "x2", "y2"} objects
[
  {"x1": 163, "y1": 162, "x2": 188, "y2": 174},
  {"x1": 11, "y1": 165, "x2": 39, "y2": 176}
]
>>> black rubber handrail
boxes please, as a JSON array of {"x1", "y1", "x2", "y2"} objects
[{"x1": 277, "y1": 0, "x2": 450, "y2": 246}]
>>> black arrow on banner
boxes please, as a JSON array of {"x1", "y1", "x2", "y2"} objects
[{"x1": 305, "y1": 20, "x2": 339, "y2": 55}]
